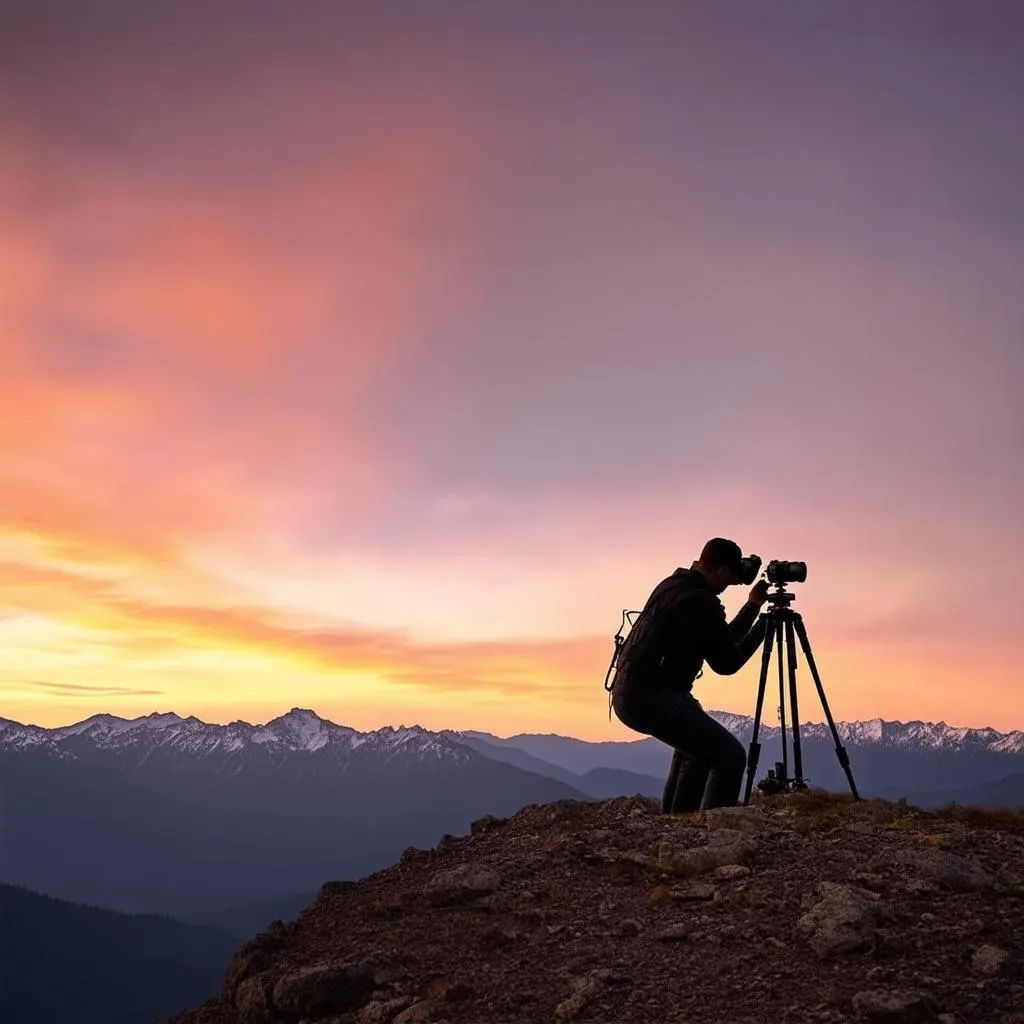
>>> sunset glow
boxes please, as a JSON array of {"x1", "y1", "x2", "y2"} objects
[{"x1": 2, "y1": 1, "x2": 1021, "y2": 738}]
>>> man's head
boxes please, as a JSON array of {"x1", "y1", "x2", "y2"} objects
[{"x1": 693, "y1": 537, "x2": 745, "y2": 594}]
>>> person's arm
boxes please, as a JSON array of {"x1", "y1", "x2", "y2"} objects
[
  {"x1": 702, "y1": 583, "x2": 770, "y2": 675},
  {"x1": 728, "y1": 578, "x2": 770, "y2": 639},
  {"x1": 728, "y1": 601, "x2": 762, "y2": 640}
]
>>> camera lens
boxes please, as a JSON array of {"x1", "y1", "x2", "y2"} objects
[{"x1": 766, "y1": 560, "x2": 807, "y2": 585}]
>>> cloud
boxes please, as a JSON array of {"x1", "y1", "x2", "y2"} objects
[{"x1": 9, "y1": 680, "x2": 165, "y2": 697}]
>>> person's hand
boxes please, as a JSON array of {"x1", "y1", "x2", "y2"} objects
[{"x1": 748, "y1": 579, "x2": 770, "y2": 607}]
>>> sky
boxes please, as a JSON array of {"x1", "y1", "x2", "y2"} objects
[{"x1": 1, "y1": 0, "x2": 1022, "y2": 739}]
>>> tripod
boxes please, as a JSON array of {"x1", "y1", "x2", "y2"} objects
[{"x1": 742, "y1": 586, "x2": 859, "y2": 805}]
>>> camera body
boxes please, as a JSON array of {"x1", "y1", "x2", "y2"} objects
[
  {"x1": 765, "y1": 559, "x2": 807, "y2": 585},
  {"x1": 735, "y1": 554, "x2": 762, "y2": 586},
  {"x1": 735, "y1": 555, "x2": 808, "y2": 587}
]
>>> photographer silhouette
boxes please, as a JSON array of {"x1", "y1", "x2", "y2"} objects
[{"x1": 610, "y1": 538, "x2": 768, "y2": 812}]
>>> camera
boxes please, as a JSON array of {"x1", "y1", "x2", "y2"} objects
[
  {"x1": 765, "y1": 559, "x2": 808, "y2": 585},
  {"x1": 735, "y1": 554, "x2": 762, "y2": 586}
]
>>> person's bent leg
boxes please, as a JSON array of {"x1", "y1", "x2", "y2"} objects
[
  {"x1": 667, "y1": 752, "x2": 710, "y2": 813},
  {"x1": 662, "y1": 750, "x2": 682, "y2": 813},
  {"x1": 616, "y1": 686, "x2": 719, "y2": 813},
  {"x1": 645, "y1": 696, "x2": 747, "y2": 809},
  {"x1": 698, "y1": 723, "x2": 747, "y2": 810},
  {"x1": 661, "y1": 750, "x2": 678, "y2": 813}
]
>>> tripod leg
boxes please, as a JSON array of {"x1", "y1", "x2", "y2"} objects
[
  {"x1": 743, "y1": 616, "x2": 777, "y2": 806},
  {"x1": 783, "y1": 616, "x2": 807, "y2": 788},
  {"x1": 792, "y1": 614, "x2": 860, "y2": 800},
  {"x1": 776, "y1": 621, "x2": 787, "y2": 781}
]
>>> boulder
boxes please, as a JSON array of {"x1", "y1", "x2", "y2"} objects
[
  {"x1": 851, "y1": 988, "x2": 939, "y2": 1022},
  {"x1": 798, "y1": 882, "x2": 887, "y2": 956},
  {"x1": 873, "y1": 848, "x2": 993, "y2": 892},
  {"x1": 271, "y1": 960, "x2": 378, "y2": 1018},
  {"x1": 424, "y1": 864, "x2": 502, "y2": 906},
  {"x1": 656, "y1": 834, "x2": 755, "y2": 877},
  {"x1": 971, "y1": 944, "x2": 1010, "y2": 976}
]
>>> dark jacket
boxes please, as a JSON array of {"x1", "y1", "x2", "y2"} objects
[{"x1": 613, "y1": 566, "x2": 767, "y2": 696}]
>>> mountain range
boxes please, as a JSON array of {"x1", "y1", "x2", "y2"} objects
[
  {"x1": 0, "y1": 709, "x2": 584, "y2": 917},
  {"x1": 2, "y1": 706, "x2": 1023, "y2": 930}
]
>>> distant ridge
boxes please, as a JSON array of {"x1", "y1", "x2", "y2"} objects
[
  {"x1": 0, "y1": 882, "x2": 236, "y2": 1024},
  {"x1": 473, "y1": 712, "x2": 1024, "y2": 755},
  {"x1": 3, "y1": 707, "x2": 1020, "y2": 757}
]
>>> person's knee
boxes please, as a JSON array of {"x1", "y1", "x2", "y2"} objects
[{"x1": 720, "y1": 735, "x2": 746, "y2": 774}]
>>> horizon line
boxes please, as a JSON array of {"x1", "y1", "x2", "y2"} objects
[{"x1": 4, "y1": 705, "x2": 1021, "y2": 740}]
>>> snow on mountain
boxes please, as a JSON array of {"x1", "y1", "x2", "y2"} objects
[
  {"x1": 707, "y1": 710, "x2": 1024, "y2": 754},
  {"x1": 2, "y1": 708, "x2": 1022, "y2": 763},
  {"x1": 0, "y1": 708, "x2": 475, "y2": 764}
]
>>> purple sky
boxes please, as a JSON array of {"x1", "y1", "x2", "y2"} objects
[{"x1": 1, "y1": 1, "x2": 1022, "y2": 735}]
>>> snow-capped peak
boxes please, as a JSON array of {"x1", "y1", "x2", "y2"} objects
[
  {"x1": 253, "y1": 708, "x2": 333, "y2": 751},
  {"x1": 706, "y1": 710, "x2": 1024, "y2": 754},
  {"x1": 0, "y1": 707, "x2": 476, "y2": 765},
  {"x1": 54, "y1": 711, "x2": 188, "y2": 738}
]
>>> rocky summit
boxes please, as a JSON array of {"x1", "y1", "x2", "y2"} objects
[{"x1": 168, "y1": 793, "x2": 1024, "y2": 1024}]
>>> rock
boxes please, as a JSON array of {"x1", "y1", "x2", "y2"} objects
[
  {"x1": 583, "y1": 845, "x2": 628, "y2": 864},
  {"x1": 554, "y1": 976, "x2": 599, "y2": 1021},
  {"x1": 876, "y1": 849, "x2": 993, "y2": 892},
  {"x1": 656, "y1": 834, "x2": 755, "y2": 877},
  {"x1": 714, "y1": 864, "x2": 751, "y2": 879},
  {"x1": 471, "y1": 892, "x2": 510, "y2": 914},
  {"x1": 320, "y1": 879, "x2": 358, "y2": 896},
  {"x1": 470, "y1": 814, "x2": 504, "y2": 835},
  {"x1": 701, "y1": 806, "x2": 770, "y2": 832},
  {"x1": 616, "y1": 918, "x2": 642, "y2": 936},
  {"x1": 798, "y1": 882, "x2": 886, "y2": 956},
  {"x1": 971, "y1": 944, "x2": 1010, "y2": 976},
  {"x1": 618, "y1": 850, "x2": 655, "y2": 867},
  {"x1": 225, "y1": 931, "x2": 288, "y2": 995},
  {"x1": 424, "y1": 864, "x2": 501, "y2": 906},
  {"x1": 657, "y1": 922, "x2": 694, "y2": 942},
  {"x1": 235, "y1": 973, "x2": 274, "y2": 1024},
  {"x1": 646, "y1": 885, "x2": 672, "y2": 906},
  {"x1": 372, "y1": 963, "x2": 408, "y2": 988},
  {"x1": 358, "y1": 997, "x2": 414, "y2": 1024},
  {"x1": 851, "y1": 988, "x2": 939, "y2": 1022},
  {"x1": 545, "y1": 799, "x2": 587, "y2": 822},
  {"x1": 434, "y1": 832, "x2": 460, "y2": 852},
  {"x1": 851, "y1": 872, "x2": 887, "y2": 890},
  {"x1": 393, "y1": 999, "x2": 442, "y2": 1023},
  {"x1": 272, "y1": 961, "x2": 378, "y2": 1018},
  {"x1": 670, "y1": 881, "x2": 717, "y2": 901},
  {"x1": 705, "y1": 828, "x2": 757, "y2": 849}
]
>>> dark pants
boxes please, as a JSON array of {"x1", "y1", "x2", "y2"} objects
[{"x1": 612, "y1": 682, "x2": 747, "y2": 812}]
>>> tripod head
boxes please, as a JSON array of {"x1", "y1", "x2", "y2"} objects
[{"x1": 764, "y1": 584, "x2": 797, "y2": 609}]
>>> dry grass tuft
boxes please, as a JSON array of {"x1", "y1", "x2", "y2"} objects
[{"x1": 928, "y1": 803, "x2": 1024, "y2": 832}]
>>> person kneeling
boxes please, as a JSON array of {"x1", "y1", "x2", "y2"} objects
[{"x1": 611, "y1": 537, "x2": 768, "y2": 812}]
